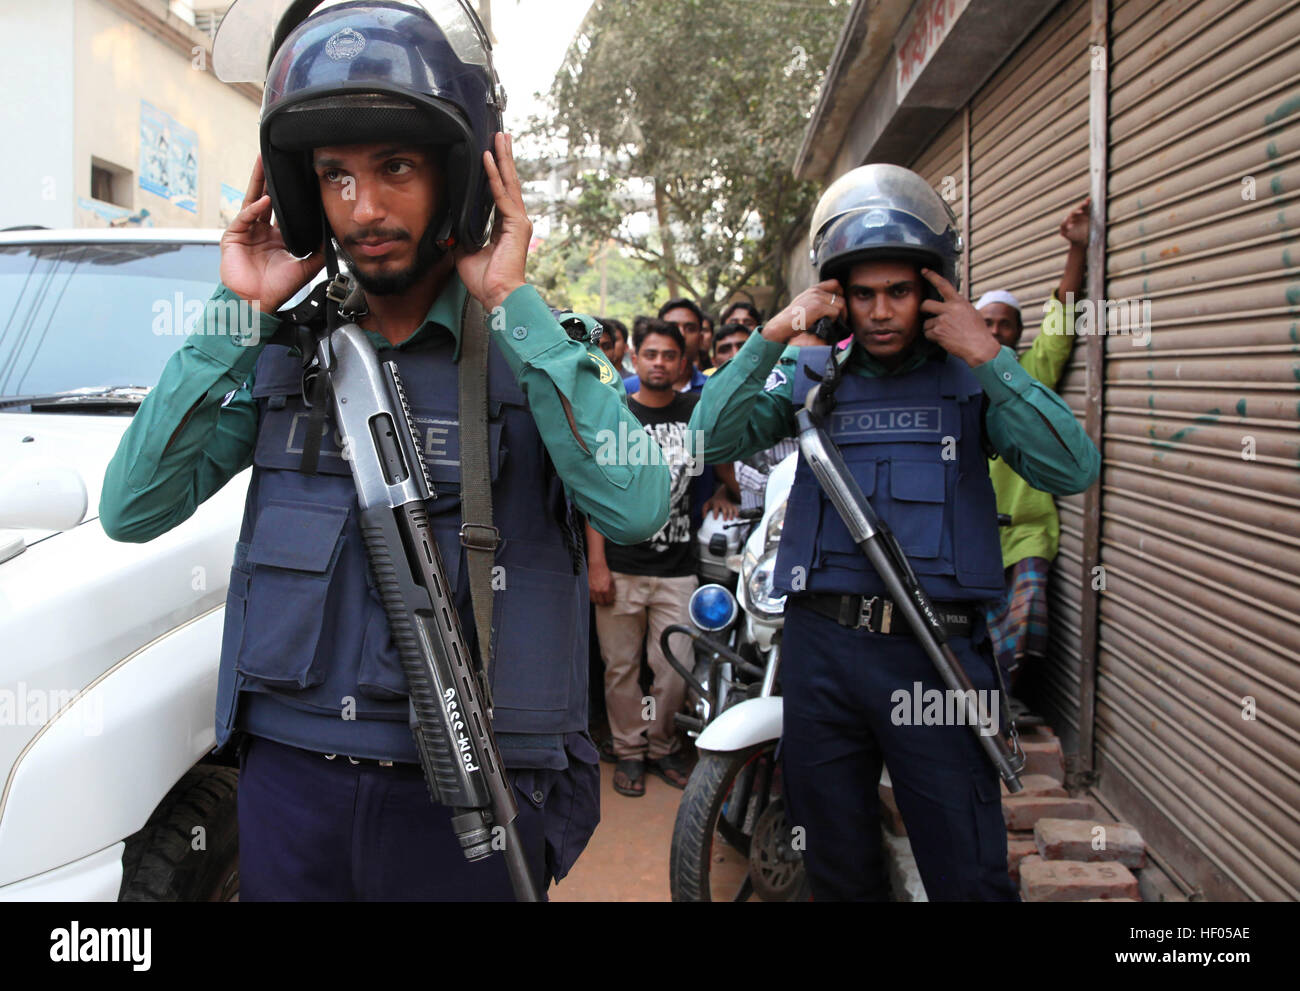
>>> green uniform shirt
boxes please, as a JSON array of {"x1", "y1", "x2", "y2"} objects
[
  {"x1": 100, "y1": 277, "x2": 669, "y2": 545},
  {"x1": 989, "y1": 291, "x2": 1081, "y2": 567},
  {"x1": 689, "y1": 329, "x2": 1099, "y2": 498}
]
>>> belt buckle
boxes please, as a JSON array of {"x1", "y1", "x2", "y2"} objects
[
  {"x1": 858, "y1": 596, "x2": 893, "y2": 633},
  {"x1": 460, "y1": 522, "x2": 501, "y2": 551}
]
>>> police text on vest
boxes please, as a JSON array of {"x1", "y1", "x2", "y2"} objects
[{"x1": 832, "y1": 406, "x2": 941, "y2": 438}]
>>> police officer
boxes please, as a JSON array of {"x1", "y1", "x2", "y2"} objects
[
  {"x1": 690, "y1": 164, "x2": 1100, "y2": 900},
  {"x1": 101, "y1": 0, "x2": 669, "y2": 900}
]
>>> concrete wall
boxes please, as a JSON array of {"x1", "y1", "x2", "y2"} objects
[
  {"x1": 72, "y1": 0, "x2": 260, "y2": 228},
  {"x1": 1, "y1": 1, "x2": 77, "y2": 229},
  {"x1": 784, "y1": 229, "x2": 815, "y2": 298}
]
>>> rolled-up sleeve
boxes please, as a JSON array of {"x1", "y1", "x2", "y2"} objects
[
  {"x1": 690, "y1": 332, "x2": 797, "y2": 463},
  {"x1": 488, "y1": 285, "x2": 669, "y2": 544}
]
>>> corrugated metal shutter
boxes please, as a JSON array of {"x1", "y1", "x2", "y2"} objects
[
  {"x1": 965, "y1": 0, "x2": 1093, "y2": 746},
  {"x1": 1101, "y1": 0, "x2": 1300, "y2": 900},
  {"x1": 911, "y1": 111, "x2": 965, "y2": 233}
]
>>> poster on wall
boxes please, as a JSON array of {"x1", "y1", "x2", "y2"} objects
[
  {"x1": 219, "y1": 183, "x2": 243, "y2": 226},
  {"x1": 138, "y1": 100, "x2": 199, "y2": 214}
]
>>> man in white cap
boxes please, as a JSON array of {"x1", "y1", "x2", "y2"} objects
[
  {"x1": 977, "y1": 198, "x2": 1090, "y2": 694},
  {"x1": 975, "y1": 289, "x2": 1026, "y2": 350}
]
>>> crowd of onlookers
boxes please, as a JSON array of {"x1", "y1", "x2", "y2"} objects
[{"x1": 586, "y1": 298, "x2": 766, "y2": 796}]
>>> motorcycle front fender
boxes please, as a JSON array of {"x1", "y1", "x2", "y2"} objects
[{"x1": 695, "y1": 695, "x2": 784, "y2": 755}]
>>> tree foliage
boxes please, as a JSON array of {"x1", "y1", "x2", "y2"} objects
[
  {"x1": 529, "y1": 0, "x2": 848, "y2": 311},
  {"x1": 529, "y1": 236, "x2": 662, "y2": 323}
]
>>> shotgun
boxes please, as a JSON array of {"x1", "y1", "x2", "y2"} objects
[{"x1": 303, "y1": 273, "x2": 541, "y2": 900}]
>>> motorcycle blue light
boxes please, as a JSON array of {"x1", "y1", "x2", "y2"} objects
[{"x1": 689, "y1": 584, "x2": 738, "y2": 632}]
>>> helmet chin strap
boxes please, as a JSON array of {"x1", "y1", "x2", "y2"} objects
[
  {"x1": 432, "y1": 207, "x2": 455, "y2": 254},
  {"x1": 293, "y1": 203, "x2": 360, "y2": 476}
]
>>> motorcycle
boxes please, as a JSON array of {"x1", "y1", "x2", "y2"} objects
[{"x1": 663, "y1": 453, "x2": 807, "y2": 902}]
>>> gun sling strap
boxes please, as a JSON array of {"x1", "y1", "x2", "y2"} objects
[{"x1": 456, "y1": 294, "x2": 500, "y2": 684}]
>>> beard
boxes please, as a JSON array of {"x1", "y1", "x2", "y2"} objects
[
  {"x1": 337, "y1": 216, "x2": 445, "y2": 296},
  {"x1": 639, "y1": 370, "x2": 676, "y2": 392}
]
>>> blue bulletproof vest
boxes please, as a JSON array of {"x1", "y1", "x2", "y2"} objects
[
  {"x1": 214, "y1": 330, "x2": 590, "y2": 764},
  {"x1": 774, "y1": 346, "x2": 1004, "y2": 602}
]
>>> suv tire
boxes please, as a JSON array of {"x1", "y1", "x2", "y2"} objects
[{"x1": 118, "y1": 766, "x2": 239, "y2": 901}]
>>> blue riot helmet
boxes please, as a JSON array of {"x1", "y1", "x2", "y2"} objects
[
  {"x1": 809, "y1": 164, "x2": 962, "y2": 297},
  {"x1": 213, "y1": 0, "x2": 505, "y2": 258}
]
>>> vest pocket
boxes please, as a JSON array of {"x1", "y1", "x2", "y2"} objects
[
  {"x1": 885, "y1": 460, "x2": 946, "y2": 560},
  {"x1": 235, "y1": 501, "x2": 348, "y2": 690},
  {"x1": 489, "y1": 564, "x2": 577, "y2": 713},
  {"x1": 222, "y1": 558, "x2": 249, "y2": 649},
  {"x1": 218, "y1": 552, "x2": 251, "y2": 733},
  {"x1": 356, "y1": 585, "x2": 408, "y2": 700},
  {"x1": 813, "y1": 459, "x2": 877, "y2": 556}
]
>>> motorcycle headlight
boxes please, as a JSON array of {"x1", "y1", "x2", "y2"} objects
[
  {"x1": 746, "y1": 550, "x2": 787, "y2": 619},
  {"x1": 765, "y1": 501, "x2": 787, "y2": 544},
  {"x1": 690, "y1": 583, "x2": 738, "y2": 632}
]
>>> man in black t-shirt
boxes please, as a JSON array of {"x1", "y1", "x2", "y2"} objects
[{"x1": 586, "y1": 320, "x2": 720, "y2": 797}]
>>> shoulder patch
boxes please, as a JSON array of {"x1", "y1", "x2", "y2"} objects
[
  {"x1": 763, "y1": 368, "x2": 788, "y2": 393},
  {"x1": 589, "y1": 351, "x2": 617, "y2": 385}
]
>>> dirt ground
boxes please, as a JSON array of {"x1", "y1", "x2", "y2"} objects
[{"x1": 549, "y1": 760, "x2": 683, "y2": 902}]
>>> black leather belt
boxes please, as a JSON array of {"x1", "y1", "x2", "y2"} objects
[{"x1": 793, "y1": 593, "x2": 977, "y2": 638}]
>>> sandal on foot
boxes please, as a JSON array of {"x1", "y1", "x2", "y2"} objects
[
  {"x1": 613, "y1": 758, "x2": 645, "y2": 797},
  {"x1": 649, "y1": 752, "x2": 692, "y2": 789}
]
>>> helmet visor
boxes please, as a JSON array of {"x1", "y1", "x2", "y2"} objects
[
  {"x1": 809, "y1": 164, "x2": 956, "y2": 246},
  {"x1": 213, "y1": 0, "x2": 491, "y2": 83}
]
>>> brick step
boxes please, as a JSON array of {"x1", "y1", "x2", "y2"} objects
[
  {"x1": 1001, "y1": 773, "x2": 1068, "y2": 799},
  {"x1": 1007, "y1": 833, "x2": 1038, "y2": 883},
  {"x1": 1035, "y1": 818, "x2": 1146, "y2": 869},
  {"x1": 1018, "y1": 738, "x2": 1065, "y2": 779},
  {"x1": 1003, "y1": 795, "x2": 1099, "y2": 831},
  {"x1": 1019, "y1": 857, "x2": 1140, "y2": 901},
  {"x1": 1015, "y1": 723, "x2": 1057, "y2": 740}
]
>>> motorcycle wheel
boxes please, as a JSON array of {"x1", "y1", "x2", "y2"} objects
[{"x1": 669, "y1": 741, "x2": 806, "y2": 902}]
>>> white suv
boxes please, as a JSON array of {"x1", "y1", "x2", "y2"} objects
[{"x1": 0, "y1": 227, "x2": 263, "y2": 900}]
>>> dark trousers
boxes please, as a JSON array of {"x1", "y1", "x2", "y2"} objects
[
  {"x1": 781, "y1": 601, "x2": 1019, "y2": 902},
  {"x1": 237, "y1": 736, "x2": 550, "y2": 901}
]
